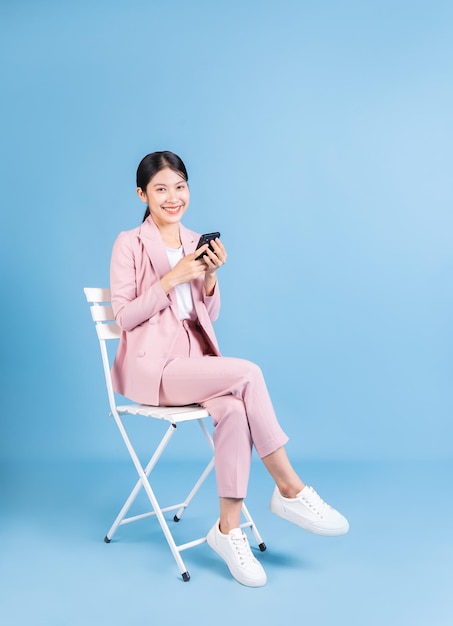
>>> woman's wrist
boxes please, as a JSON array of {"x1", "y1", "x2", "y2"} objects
[
  {"x1": 160, "y1": 272, "x2": 178, "y2": 295},
  {"x1": 204, "y1": 271, "x2": 217, "y2": 296}
]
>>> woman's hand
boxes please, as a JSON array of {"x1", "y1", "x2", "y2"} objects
[
  {"x1": 202, "y1": 238, "x2": 227, "y2": 295},
  {"x1": 160, "y1": 249, "x2": 210, "y2": 295},
  {"x1": 202, "y1": 238, "x2": 227, "y2": 272},
  {"x1": 159, "y1": 239, "x2": 227, "y2": 296}
]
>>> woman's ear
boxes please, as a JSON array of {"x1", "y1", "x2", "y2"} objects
[{"x1": 136, "y1": 187, "x2": 147, "y2": 203}]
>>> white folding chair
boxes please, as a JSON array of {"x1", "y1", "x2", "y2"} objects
[{"x1": 84, "y1": 287, "x2": 266, "y2": 581}]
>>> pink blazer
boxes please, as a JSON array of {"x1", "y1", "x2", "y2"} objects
[{"x1": 110, "y1": 217, "x2": 221, "y2": 405}]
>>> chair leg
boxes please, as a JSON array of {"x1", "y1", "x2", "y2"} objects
[
  {"x1": 115, "y1": 417, "x2": 194, "y2": 580},
  {"x1": 173, "y1": 457, "x2": 215, "y2": 521},
  {"x1": 105, "y1": 422, "x2": 177, "y2": 541},
  {"x1": 241, "y1": 501, "x2": 267, "y2": 551},
  {"x1": 174, "y1": 418, "x2": 215, "y2": 521},
  {"x1": 105, "y1": 415, "x2": 206, "y2": 580}
]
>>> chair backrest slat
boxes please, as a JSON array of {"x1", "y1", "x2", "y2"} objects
[
  {"x1": 90, "y1": 304, "x2": 114, "y2": 323},
  {"x1": 96, "y1": 323, "x2": 121, "y2": 340},
  {"x1": 84, "y1": 292, "x2": 121, "y2": 341},
  {"x1": 84, "y1": 287, "x2": 111, "y2": 303}
]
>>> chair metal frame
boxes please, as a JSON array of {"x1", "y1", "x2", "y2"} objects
[{"x1": 84, "y1": 287, "x2": 266, "y2": 581}]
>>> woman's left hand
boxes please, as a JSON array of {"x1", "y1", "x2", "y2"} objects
[
  {"x1": 202, "y1": 238, "x2": 227, "y2": 295},
  {"x1": 203, "y1": 238, "x2": 227, "y2": 274}
]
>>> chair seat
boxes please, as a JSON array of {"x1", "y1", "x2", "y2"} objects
[{"x1": 116, "y1": 403, "x2": 210, "y2": 422}]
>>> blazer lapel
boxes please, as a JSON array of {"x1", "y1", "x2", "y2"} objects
[
  {"x1": 137, "y1": 217, "x2": 183, "y2": 317},
  {"x1": 139, "y1": 219, "x2": 198, "y2": 274},
  {"x1": 179, "y1": 224, "x2": 198, "y2": 254},
  {"x1": 138, "y1": 217, "x2": 172, "y2": 280}
]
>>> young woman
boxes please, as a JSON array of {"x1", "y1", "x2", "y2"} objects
[{"x1": 110, "y1": 151, "x2": 349, "y2": 587}]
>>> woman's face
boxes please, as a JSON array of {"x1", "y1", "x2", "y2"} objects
[{"x1": 138, "y1": 167, "x2": 190, "y2": 228}]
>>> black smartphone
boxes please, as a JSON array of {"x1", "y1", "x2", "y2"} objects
[{"x1": 195, "y1": 231, "x2": 221, "y2": 260}]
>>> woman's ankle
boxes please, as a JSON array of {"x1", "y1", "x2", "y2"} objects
[{"x1": 219, "y1": 497, "x2": 243, "y2": 534}]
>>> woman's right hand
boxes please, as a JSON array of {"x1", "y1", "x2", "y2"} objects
[{"x1": 160, "y1": 246, "x2": 209, "y2": 294}]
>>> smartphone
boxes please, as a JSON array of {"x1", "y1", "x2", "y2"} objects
[{"x1": 195, "y1": 231, "x2": 221, "y2": 260}]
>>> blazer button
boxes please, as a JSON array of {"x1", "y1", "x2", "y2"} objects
[{"x1": 137, "y1": 350, "x2": 146, "y2": 357}]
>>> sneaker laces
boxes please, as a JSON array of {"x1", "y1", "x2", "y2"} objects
[
  {"x1": 301, "y1": 486, "x2": 333, "y2": 519},
  {"x1": 229, "y1": 530, "x2": 257, "y2": 568}
]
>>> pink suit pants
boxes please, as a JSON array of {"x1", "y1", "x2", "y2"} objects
[{"x1": 159, "y1": 321, "x2": 288, "y2": 498}]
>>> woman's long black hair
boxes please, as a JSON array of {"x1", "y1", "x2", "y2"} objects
[{"x1": 137, "y1": 151, "x2": 188, "y2": 222}]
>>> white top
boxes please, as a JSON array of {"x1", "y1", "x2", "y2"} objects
[{"x1": 165, "y1": 246, "x2": 195, "y2": 320}]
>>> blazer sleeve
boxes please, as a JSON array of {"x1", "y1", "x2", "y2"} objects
[
  {"x1": 202, "y1": 283, "x2": 221, "y2": 323},
  {"x1": 110, "y1": 231, "x2": 171, "y2": 331}
]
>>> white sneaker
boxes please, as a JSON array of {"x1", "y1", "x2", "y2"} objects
[
  {"x1": 270, "y1": 485, "x2": 349, "y2": 536},
  {"x1": 206, "y1": 520, "x2": 267, "y2": 587}
]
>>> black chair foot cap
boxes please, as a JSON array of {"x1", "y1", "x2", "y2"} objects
[
  {"x1": 259, "y1": 542, "x2": 267, "y2": 552},
  {"x1": 104, "y1": 536, "x2": 111, "y2": 544},
  {"x1": 182, "y1": 571, "x2": 190, "y2": 582},
  {"x1": 174, "y1": 515, "x2": 180, "y2": 522}
]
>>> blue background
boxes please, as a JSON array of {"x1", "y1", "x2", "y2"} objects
[
  {"x1": 1, "y1": 1, "x2": 452, "y2": 625},
  {"x1": 2, "y1": 0, "x2": 452, "y2": 463}
]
